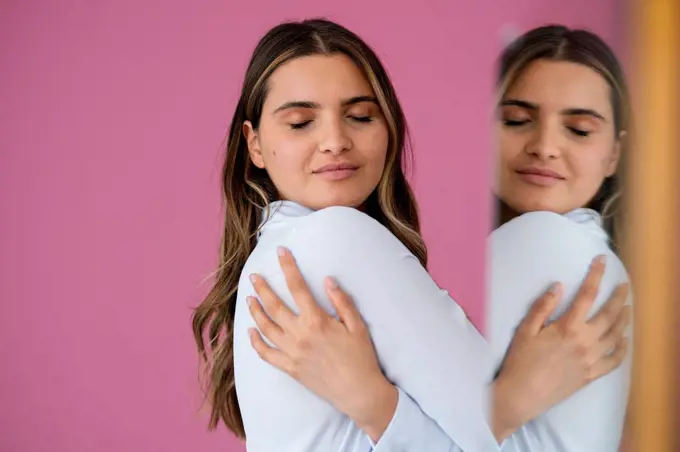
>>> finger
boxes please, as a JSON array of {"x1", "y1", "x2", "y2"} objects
[
  {"x1": 249, "y1": 273, "x2": 296, "y2": 326},
  {"x1": 249, "y1": 328, "x2": 296, "y2": 376},
  {"x1": 587, "y1": 336, "x2": 629, "y2": 382},
  {"x1": 517, "y1": 282, "x2": 562, "y2": 336},
  {"x1": 277, "y1": 246, "x2": 327, "y2": 317},
  {"x1": 324, "y1": 277, "x2": 364, "y2": 333},
  {"x1": 248, "y1": 296, "x2": 284, "y2": 345},
  {"x1": 588, "y1": 283, "x2": 630, "y2": 337},
  {"x1": 562, "y1": 255, "x2": 607, "y2": 325},
  {"x1": 588, "y1": 305, "x2": 631, "y2": 363}
]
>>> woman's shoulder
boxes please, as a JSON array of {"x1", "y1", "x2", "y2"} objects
[
  {"x1": 299, "y1": 206, "x2": 396, "y2": 241},
  {"x1": 287, "y1": 206, "x2": 411, "y2": 260},
  {"x1": 488, "y1": 212, "x2": 631, "y2": 334},
  {"x1": 490, "y1": 210, "x2": 629, "y2": 284},
  {"x1": 495, "y1": 210, "x2": 581, "y2": 235},
  {"x1": 492, "y1": 210, "x2": 608, "y2": 249}
]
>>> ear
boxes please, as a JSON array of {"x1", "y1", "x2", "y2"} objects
[
  {"x1": 243, "y1": 121, "x2": 265, "y2": 169},
  {"x1": 605, "y1": 130, "x2": 625, "y2": 177}
]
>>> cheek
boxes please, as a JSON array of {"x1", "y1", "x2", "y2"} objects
[
  {"x1": 261, "y1": 133, "x2": 315, "y2": 174},
  {"x1": 497, "y1": 130, "x2": 525, "y2": 164},
  {"x1": 372, "y1": 133, "x2": 389, "y2": 165},
  {"x1": 568, "y1": 153, "x2": 610, "y2": 195},
  {"x1": 357, "y1": 125, "x2": 389, "y2": 165}
]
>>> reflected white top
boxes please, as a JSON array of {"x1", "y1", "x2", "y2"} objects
[
  {"x1": 488, "y1": 209, "x2": 632, "y2": 452},
  {"x1": 233, "y1": 201, "x2": 631, "y2": 452}
]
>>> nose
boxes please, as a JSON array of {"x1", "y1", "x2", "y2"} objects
[
  {"x1": 319, "y1": 117, "x2": 352, "y2": 155},
  {"x1": 525, "y1": 122, "x2": 562, "y2": 160}
]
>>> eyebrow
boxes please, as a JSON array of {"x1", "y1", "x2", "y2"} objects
[
  {"x1": 273, "y1": 95, "x2": 378, "y2": 114},
  {"x1": 500, "y1": 99, "x2": 607, "y2": 121}
]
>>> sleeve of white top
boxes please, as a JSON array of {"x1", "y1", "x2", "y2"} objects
[
  {"x1": 488, "y1": 212, "x2": 633, "y2": 452},
  {"x1": 368, "y1": 387, "x2": 463, "y2": 452},
  {"x1": 284, "y1": 206, "x2": 500, "y2": 452}
]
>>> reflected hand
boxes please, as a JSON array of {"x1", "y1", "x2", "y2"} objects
[{"x1": 493, "y1": 256, "x2": 631, "y2": 440}]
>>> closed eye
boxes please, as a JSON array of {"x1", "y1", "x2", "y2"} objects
[
  {"x1": 290, "y1": 120, "x2": 312, "y2": 130},
  {"x1": 503, "y1": 119, "x2": 530, "y2": 127},
  {"x1": 350, "y1": 116, "x2": 373, "y2": 123},
  {"x1": 568, "y1": 127, "x2": 590, "y2": 137}
]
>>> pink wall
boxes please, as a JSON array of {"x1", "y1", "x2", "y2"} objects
[{"x1": 0, "y1": 1, "x2": 618, "y2": 451}]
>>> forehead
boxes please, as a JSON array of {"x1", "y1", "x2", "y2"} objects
[
  {"x1": 263, "y1": 54, "x2": 374, "y2": 108},
  {"x1": 505, "y1": 60, "x2": 613, "y2": 116}
]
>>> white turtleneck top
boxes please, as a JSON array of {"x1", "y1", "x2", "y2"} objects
[{"x1": 233, "y1": 201, "x2": 631, "y2": 452}]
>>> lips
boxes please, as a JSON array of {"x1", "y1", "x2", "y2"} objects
[
  {"x1": 514, "y1": 166, "x2": 565, "y2": 187},
  {"x1": 515, "y1": 167, "x2": 565, "y2": 179},
  {"x1": 312, "y1": 163, "x2": 359, "y2": 173},
  {"x1": 312, "y1": 162, "x2": 359, "y2": 181}
]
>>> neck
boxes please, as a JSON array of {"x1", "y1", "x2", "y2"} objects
[{"x1": 276, "y1": 198, "x2": 367, "y2": 213}]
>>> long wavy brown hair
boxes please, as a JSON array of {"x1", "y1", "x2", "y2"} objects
[
  {"x1": 191, "y1": 18, "x2": 427, "y2": 439},
  {"x1": 497, "y1": 25, "x2": 632, "y2": 251}
]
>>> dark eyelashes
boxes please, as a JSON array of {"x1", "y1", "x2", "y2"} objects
[
  {"x1": 289, "y1": 116, "x2": 373, "y2": 130},
  {"x1": 290, "y1": 120, "x2": 312, "y2": 130},
  {"x1": 568, "y1": 127, "x2": 590, "y2": 137},
  {"x1": 503, "y1": 119, "x2": 529, "y2": 126},
  {"x1": 352, "y1": 116, "x2": 373, "y2": 123},
  {"x1": 503, "y1": 119, "x2": 591, "y2": 137}
]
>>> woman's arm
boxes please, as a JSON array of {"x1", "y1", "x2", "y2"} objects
[
  {"x1": 250, "y1": 249, "x2": 628, "y2": 451},
  {"x1": 251, "y1": 206, "x2": 495, "y2": 451},
  {"x1": 246, "y1": 207, "x2": 628, "y2": 451},
  {"x1": 488, "y1": 211, "x2": 633, "y2": 452},
  {"x1": 249, "y1": 260, "x2": 549, "y2": 451}
]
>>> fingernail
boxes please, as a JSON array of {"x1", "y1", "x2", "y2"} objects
[
  {"x1": 325, "y1": 277, "x2": 338, "y2": 290},
  {"x1": 277, "y1": 246, "x2": 288, "y2": 256},
  {"x1": 246, "y1": 296, "x2": 254, "y2": 307},
  {"x1": 594, "y1": 255, "x2": 607, "y2": 265},
  {"x1": 249, "y1": 274, "x2": 258, "y2": 284},
  {"x1": 548, "y1": 282, "x2": 562, "y2": 295}
]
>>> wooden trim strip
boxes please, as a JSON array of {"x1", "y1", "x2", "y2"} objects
[{"x1": 627, "y1": 0, "x2": 679, "y2": 450}]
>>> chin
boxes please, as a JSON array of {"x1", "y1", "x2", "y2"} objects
[
  {"x1": 307, "y1": 194, "x2": 368, "y2": 211},
  {"x1": 512, "y1": 199, "x2": 573, "y2": 215},
  {"x1": 518, "y1": 203, "x2": 554, "y2": 213},
  {"x1": 502, "y1": 193, "x2": 557, "y2": 214}
]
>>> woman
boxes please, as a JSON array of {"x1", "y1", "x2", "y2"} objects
[
  {"x1": 192, "y1": 20, "x2": 630, "y2": 451},
  {"x1": 245, "y1": 24, "x2": 633, "y2": 451},
  {"x1": 486, "y1": 26, "x2": 632, "y2": 450}
]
